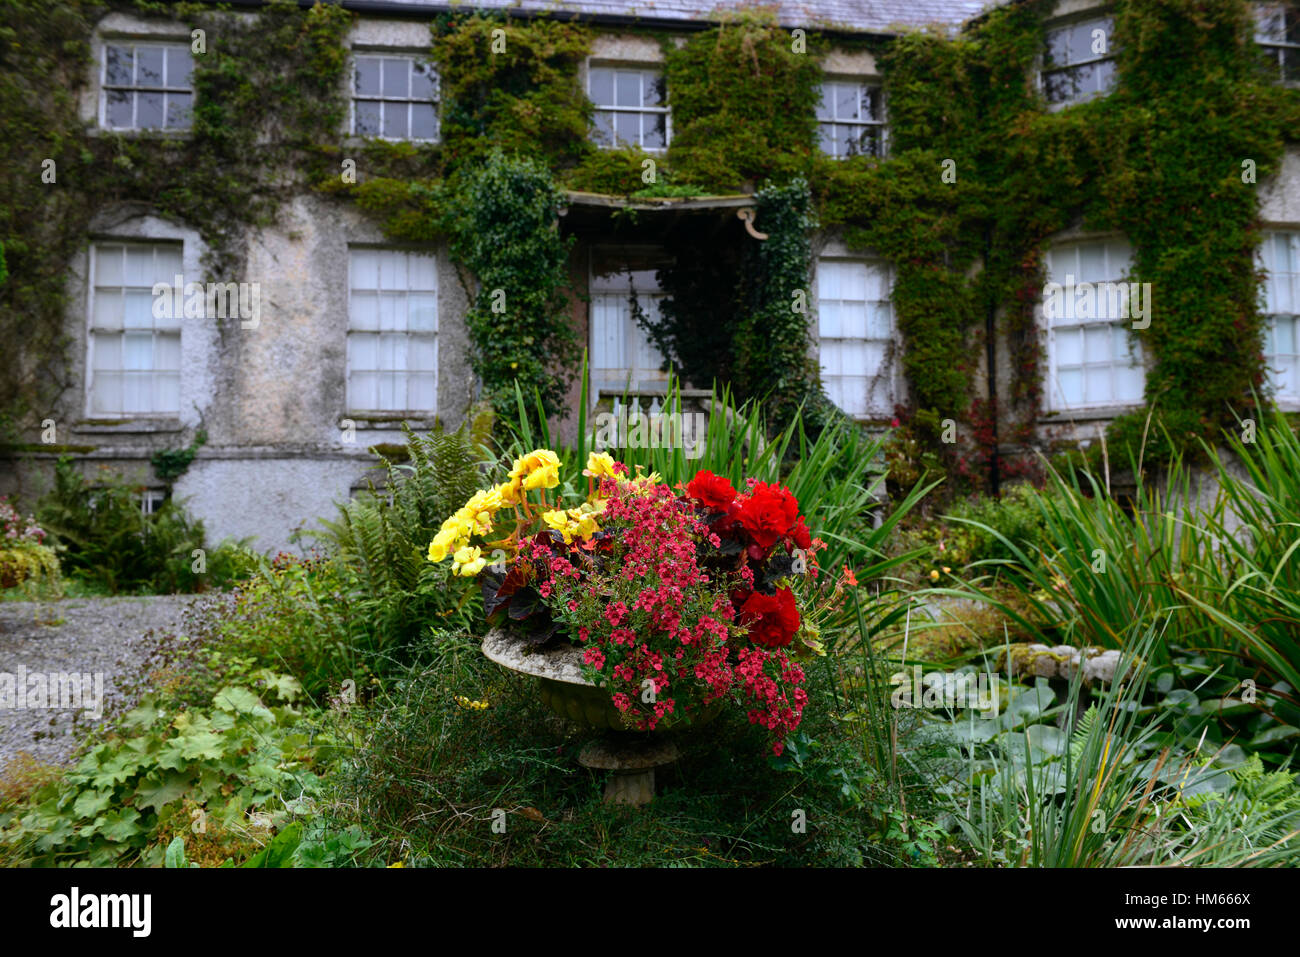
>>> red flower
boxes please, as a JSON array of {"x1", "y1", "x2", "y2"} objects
[
  {"x1": 686, "y1": 470, "x2": 737, "y2": 510},
  {"x1": 790, "y1": 516, "x2": 812, "y2": 551},
  {"x1": 737, "y1": 482, "x2": 800, "y2": 549},
  {"x1": 738, "y1": 587, "x2": 801, "y2": 649}
]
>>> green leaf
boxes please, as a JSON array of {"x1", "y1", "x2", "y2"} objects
[
  {"x1": 71, "y1": 788, "x2": 114, "y2": 819},
  {"x1": 165, "y1": 836, "x2": 188, "y2": 869},
  {"x1": 98, "y1": 808, "x2": 144, "y2": 843},
  {"x1": 214, "y1": 686, "x2": 274, "y2": 722},
  {"x1": 133, "y1": 770, "x2": 194, "y2": 811}
]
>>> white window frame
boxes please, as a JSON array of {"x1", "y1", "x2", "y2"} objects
[
  {"x1": 588, "y1": 251, "x2": 671, "y2": 399},
  {"x1": 99, "y1": 40, "x2": 194, "y2": 132},
  {"x1": 1038, "y1": 14, "x2": 1118, "y2": 109},
  {"x1": 1255, "y1": 3, "x2": 1300, "y2": 83},
  {"x1": 345, "y1": 247, "x2": 439, "y2": 415},
  {"x1": 350, "y1": 52, "x2": 440, "y2": 143},
  {"x1": 85, "y1": 241, "x2": 184, "y2": 419},
  {"x1": 1258, "y1": 230, "x2": 1300, "y2": 407},
  {"x1": 815, "y1": 257, "x2": 897, "y2": 419},
  {"x1": 587, "y1": 63, "x2": 670, "y2": 152},
  {"x1": 1042, "y1": 237, "x2": 1146, "y2": 413},
  {"x1": 817, "y1": 78, "x2": 887, "y2": 159}
]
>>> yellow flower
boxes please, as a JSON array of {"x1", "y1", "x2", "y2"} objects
[
  {"x1": 513, "y1": 449, "x2": 560, "y2": 476},
  {"x1": 542, "y1": 509, "x2": 574, "y2": 543},
  {"x1": 583, "y1": 451, "x2": 618, "y2": 479},
  {"x1": 452, "y1": 545, "x2": 486, "y2": 577},
  {"x1": 929, "y1": 569, "x2": 940, "y2": 581},
  {"x1": 522, "y1": 463, "x2": 560, "y2": 491},
  {"x1": 495, "y1": 479, "x2": 521, "y2": 507},
  {"x1": 567, "y1": 506, "x2": 600, "y2": 540},
  {"x1": 428, "y1": 525, "x2": 465, "y2": 563}
]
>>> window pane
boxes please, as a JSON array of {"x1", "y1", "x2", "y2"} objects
[
  {"x1": 818, "y1": 122, "x2": 835, "y2": 155},
  {"x1": 382, "y1": 102, "x2": 407, "y2": 139},
  {"x1": 615, "y1": 71, "x2": 640, "y2": 108},
  {"x1": 351, "y1": 371, "x2": 377, "y2": 410},
  {"x1": 123, "y1": 332, "x2": 153, "y2": 371},
  {"x1": 137, "y1": 47, "x2": 164, "y2": 87},
  {"x1": 408, "y1": 293, "x2": 437, "y2": 332},
  {"x1": 136, "y1": 92, "x2": 164, "y2": 129},
  {"x1": 1084, "y1": 325, "x2": 1111, "y2": 363},
  {"x1": 350, "y1": 332, "x2": 377, "y2": 370},
  {"x1": 1045, "y1": 26, "x2": 1073, "y2": 68},
  {"x1": 95, "y1": 246, "x2": 124, "y2": 284},
  {"x1": 93, "y1": 332, "x2": 122, "y2": 370},
  {"x1": 592, "y1": 110, "x2": 614, "y2": 146},
  {"x1": 382, "y1": 58, "x2": 408, "y2": 97},
  {"x1": 1092, "y1": 59, "x2": 1117, "y2": 95},
  {"x1": 105, "y1": 45, "x2": 133, "y2": 85},
  {"x1": 378, "y1": 292, "x2": 403, "y2": 331},
  {"x1": 410, "y1": 102, "x2": 437, "y2": 140},
  {"x1": 836, "y1": 83, "x2": 858, "y2": 120},
  {"x1": 409, "y1": 335, "x2": 436, "y2": 370},
  {"x1": 154, "y1": 373, "x2": 180, "y2": 414},
  {"x1": 155, "y1": 332, "x2": 181, "y2": 371},
  {"x1": 355, "y1": 56, "x2": 381, "y2": 96},
  {"x1": 1055, "y1": 328, "x2": 1082, "y2": 361},
  {"x1": 166, "y1": 48, "x2": 193, "y2": 88},
  {"x1": 125, "y1": 247, "x2": 155, "y2": 285},
  {"x1": 350, "y1": 292, "x2": 379, "y2": 331},
  {"x1": 408, "y1": 373, "x2": 435, "y2": 411},
  {"x1": 155, "y1": 246, "x2": 182, "y2": 279},
  {"x1": 1115, "y1": 361, "x2": 1145, "y2": 403},
  {"x1": 351, "y1": 250, "x2": 379, "y2": 290},
  {"x1": 615, "y1": 111, "x2": 638, "y2": 147},
  {"x1": 354, "y1": 99, "x2": 381, "y2": 135},
  {"x1": 165, "y1": 93, "x2": 192, "y2": 130},
  {"x1": 1058, "y1": 368, "x2": 1083, "y2": 405},
  {"x1": 817, "y1": 84, "x2": 834, "y2": 121},
  {"x1": 861, "y1": 86, "x2": 882, "y2": 123},
  {"x1": 410, "y1": 60, "x2": 436, "y2": 99},
  {"x1": 106, "y1": 90, "x2": 133, "y2": 127},
  {"x1": 1084, "y1": 367, "x2": 1112, "y2": 404},
  {"x1": 91, "y1": 372, "x2": 122, "y2": 414},
  {"x1": 589, "y1": 68, "x2": 613, "y2": 107},
  {"x1": 124, "y1": 290, "x2": 154, "y2": 329},
  {"x1": 1078, "y1": 242, "x2": 1107, "y2": 283},
  {"x1": 408, "y1": 255, "x2": 436, "y2": 290},
  {"x1": 643, "y1": 113, "x2": 666, "y2": 149},
  {"x1": 644, "y1": 74, "x2": 665, "y2": 107},
  {"x1": 94, "y1": 291, "x2": 124, "y2": 330},
  {"x1": 377, "y1": 250, "x2": 405, "y2": 289}
]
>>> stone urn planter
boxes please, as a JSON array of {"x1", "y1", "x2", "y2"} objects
[{"x1": 482, "y1": 627, "x2": 718, "y2": 806}]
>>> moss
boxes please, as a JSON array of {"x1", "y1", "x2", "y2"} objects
[{"x1": 368, "y1": 443, "x2": 410, "y2": 462}]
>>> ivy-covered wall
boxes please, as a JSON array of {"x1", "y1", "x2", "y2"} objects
[{"x1": 3, "y1": 0, "x2": 1299, "y2": 494}]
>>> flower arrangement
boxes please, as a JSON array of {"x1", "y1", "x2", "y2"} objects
[{"x1": 429, "y1": 449, "x2": 831, "y2": 754}]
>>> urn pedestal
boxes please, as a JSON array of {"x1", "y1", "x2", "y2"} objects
[{"x1": 481, "y1": 628, "x2": 709, "y2": 806}]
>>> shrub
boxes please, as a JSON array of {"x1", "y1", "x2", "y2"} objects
[
  {"x1": 36, "y1": 457, "x2": 252, "y2": 594},
  {"x1": 313, "y1": 421, "x2": 490, "y2": 658}
]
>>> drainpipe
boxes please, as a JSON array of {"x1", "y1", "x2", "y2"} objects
[{"x1": 984, "y1": 227, "x2": 1001, "y2": 498}]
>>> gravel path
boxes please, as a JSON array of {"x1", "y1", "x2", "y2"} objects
[{"x1": 0, "y1": 595, "x2": 205, "y2": 770}]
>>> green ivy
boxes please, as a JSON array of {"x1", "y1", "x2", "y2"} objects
[{"x1": 450, "y1": 151, "x2": 578, "y2": 425}]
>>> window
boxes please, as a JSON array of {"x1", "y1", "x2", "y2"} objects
[
  {"x1": 347, "y1": 249, "x2": 438, "y2": 413},
  {"x1": 139, "y1": 490, "x2": 167, "y2": 515},
  {"x1": 1256, "y1": 4, "x2": 1300, "y2": 82},
  {"x1": 817, "y1": 80, "x2": 885, "y2": 158},
  {"x1": 101, "y1": 42, "x2": 193, "y2": 131},
  {"x1": 590, "y1": 257, "x2": 669, "y2": 396},
  {"x1": 87, "y1": 243, "x2": 182, "y2": 416},
  {"x1": 1044, "y1": 239, "x2": 1145, "y2": 410},
  {"x1": 1259, "y1": 231, "x2": 1300, "y2": 402},
  {"x1": 817, "y1": 259, "x2": 894, "y2": 417},
  {"x1": 1041, "y1": 17, "x2": 1116, "y2": 106},
  {"x1": 352, "y1": 54, "x2": 439, "y2": 141},
  {"x1": 588, "y1": 66, "x2": 669, "y2": 150}
]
